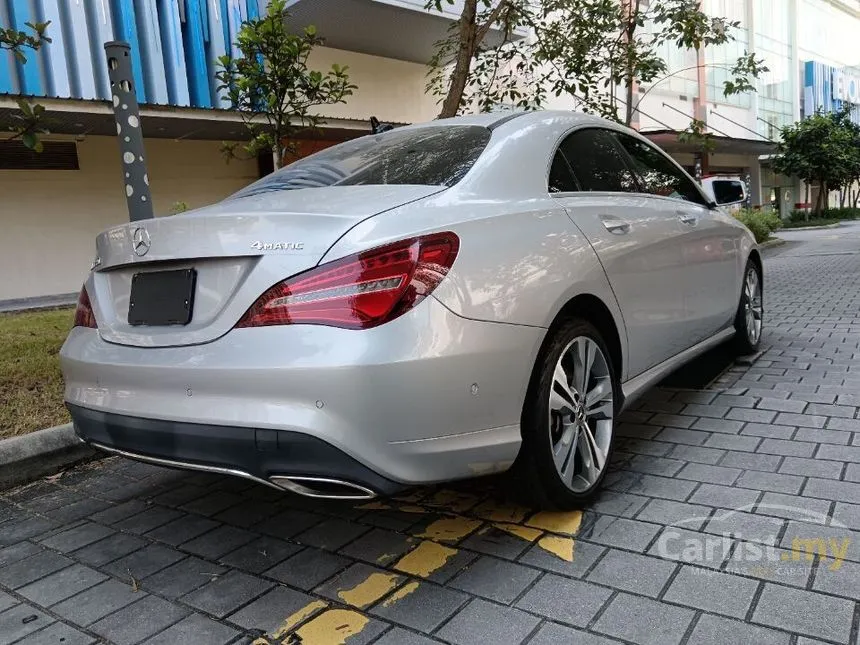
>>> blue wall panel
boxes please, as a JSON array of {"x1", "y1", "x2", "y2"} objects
[
  {"x1": 134, "y1": 0, "x2": 168, "y2": 103},
  {"x1": 8, "y1": 0, "x2": 45, "y2": 95},
  {"x1": 41, "y1": 0, "x2": 72, "y2": 97},
  {"x1": 1, "y1": 0, "x2": 267, "y2": 108},
  {"x1": 181, "y1": 0, "x2": 211, "y2": 107},
  {"x1": 112, "y1": 0, "x2": 147, "y2": 102}
]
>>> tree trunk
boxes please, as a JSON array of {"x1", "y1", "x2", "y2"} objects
[
  {"x1": 438, "y1": 0, "x2": 479, "y2": 119},
  {"x1": 805, "y1": 182, "x2": 810, "y2": 221},
  {"x1": 853, "y1": 185, "x2": 859, "y2": 208},
  {"x1": 814, "y1": 180, "x2": 826, "y2": 217},
  {"x1": 839, "y1": 186, "x2": 846, "y2": 208},
  {"x1": 623, "y1": 0, "x2": 640, "y2": 126}
]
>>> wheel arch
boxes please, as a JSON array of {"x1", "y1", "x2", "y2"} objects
[
  {"x1": 533, "y1": 293, "x2": 625, "y2": 392},
  {"x1": 746, "y1": 248, "x2": 764, "y2": 304}
]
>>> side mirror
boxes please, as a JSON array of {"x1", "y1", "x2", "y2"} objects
[{"x1": 711, "y1": 179, "x2": 747, "y2": 206}]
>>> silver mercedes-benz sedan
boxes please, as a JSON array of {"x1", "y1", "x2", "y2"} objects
[{"x1": 60, "y1": 110, "x2": 762, "y2": 508}]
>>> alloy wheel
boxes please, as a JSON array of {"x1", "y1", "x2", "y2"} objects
[
  {"x1": 547, "y1": 336, "x2": 614, "y2": 493},
  {"x1": 744, "y1": 267, "x2": 763, "y2": 346}
]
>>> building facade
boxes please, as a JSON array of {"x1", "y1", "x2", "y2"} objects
[
  {"x1": 1, "y1": 0, "x2": 859, "y2": 304},
  {"x1": 0, "y1": 0, "x2": 454, "y2": 303}
]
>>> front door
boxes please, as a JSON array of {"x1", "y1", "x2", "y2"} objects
[
  {"x1": 611, "y1": 131, "x2": 739, "y2": 344},
  {"x1": 549, "y1": 128, "x2": 690, "y2": 378}
]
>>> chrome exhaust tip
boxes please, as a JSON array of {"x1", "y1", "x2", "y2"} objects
[{"x1": 269, "y1": 475, "x2": 377, "y2": 500}]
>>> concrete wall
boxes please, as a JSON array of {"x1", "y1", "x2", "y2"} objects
[
  {"x1": 310, "y1": 46, "x2": 439, "y2": 125},
  {"x1": 0, "y1": 136, "x2": 258, "y2": 301}
]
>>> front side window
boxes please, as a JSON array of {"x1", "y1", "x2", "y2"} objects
[
  {"x1": 558, "y1": 129, "x2": 638, "y2": 193},
  {"x1": 229, "y1": 125, "x2": 492, "y2": 200},
  {"x1": 613, "y1": 133, "x2": 708, "y2": 205}
]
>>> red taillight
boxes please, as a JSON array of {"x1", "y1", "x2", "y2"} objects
[
  {"x1": 236, "y1": 232, "x2": 460, "y2": 330},
  {"x1": 73, "y1": 287, "x2": 97, "y2": 329}
]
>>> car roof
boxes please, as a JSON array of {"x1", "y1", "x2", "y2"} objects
[{"x1": 399, "y1": 109, "x2": 612, "y2": 132}]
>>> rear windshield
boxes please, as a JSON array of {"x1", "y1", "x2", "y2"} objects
[{"x1": 229, "y1": 125, "x2": 491, "y2": 199}]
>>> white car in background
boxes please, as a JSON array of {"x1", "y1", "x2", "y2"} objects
[{"x1": 700, "y1": 175, "x2": 748, "y2": 215}]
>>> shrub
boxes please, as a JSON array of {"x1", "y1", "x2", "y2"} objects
[
  {"x1": 734, "y1": 208, "x2": 781, "y2": 243},
  {"x1": 789, "y1": 207, "x2": 860, "y2": 222}
]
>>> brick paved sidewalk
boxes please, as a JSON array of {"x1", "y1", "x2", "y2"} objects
[{"x1": 2, "y1": 224, "x2": 860, "y2": 645}]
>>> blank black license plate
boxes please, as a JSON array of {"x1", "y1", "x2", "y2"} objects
[{"x1": 128, "y1": 269, "x2": 197, "y2": 326}]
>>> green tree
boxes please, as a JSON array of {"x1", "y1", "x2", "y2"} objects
[
  {"x1": 426, "y1": 0, "x2": 537, "y2": 118},
  {"x1": 215, "y1": 0, "x2": 356, "y2": 168},
  {"x1": 1, "y1": 20, "x2": 51, "y2": 150},
  {"x1": 533, "y1": 0, "x2": 766, "y2": 126},
  {"x1": 772, "y1": 108, "x2": 859, "y2": 217},
  {"x1": 426, "y1": 0, "x2": 765, "y2": 130}
]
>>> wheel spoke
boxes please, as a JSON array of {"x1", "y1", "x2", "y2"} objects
[
  {"x1": 587, "y1": 401, "x2": 614, "y2": 421},
  {"x1": 573, "y1": 338, "x2": 595, "y2": 394},
  {"x1": 585, "y1": 378, "x2": 611, "y2": 409},
  {"x1": 551, "y1": 362, "x2": 576, "y2": 412},
  {"x1": 576, "y1": 422, "x2": 603, "y2": 484},
  {"x1": 553, "y1": 424, "x2": 577, "y2": 482}
]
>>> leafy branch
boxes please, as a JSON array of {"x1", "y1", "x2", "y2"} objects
[
  {"x1": 215, "y1": 0, "x2": 356, "y2": 168},
  {"x1": 1, "y1": 20, "x2": 51, "y2": 151}
]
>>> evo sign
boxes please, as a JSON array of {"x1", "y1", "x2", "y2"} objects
[{"x1": 832, "y1": 69, "x2": 860, "y2": 105}]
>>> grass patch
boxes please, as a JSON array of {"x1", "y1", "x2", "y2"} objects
[
  {"x1": 0, "y1": 307, "x2": 73, "y2": 440},
  {"x1": 782, "y1": 218, "x2": 841, "y2": 229}
]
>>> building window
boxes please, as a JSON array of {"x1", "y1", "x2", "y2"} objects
[{"x1": 0, "y1": 141, "x2": 79, "y2": 170}]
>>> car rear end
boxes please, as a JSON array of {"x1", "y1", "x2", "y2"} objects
[{"x1": 60, "y1": 121, "x2": 539, "y2": 499}]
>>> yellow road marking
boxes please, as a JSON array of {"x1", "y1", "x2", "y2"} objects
[
  {"x1": 425, "y1": 489, "x2": 481, "y2": 513},
  {"x1": 337, "y1": 572, "x2": 402, "y2": 609},
  {"x1": 382, "y1": 580, "x2": 421, "y2": 607},
  {"x1": 538, "y1": 535, "x2": 575, "y2": 562},
  {"x1": 393, "y1": 490, "x2": 425, "y2": 503},
  {"x1": 270, "y1": 600, "x2": 329, "y2": 640},
  {"x1": 293, "y1": 609, "x2": 369, "y2": 645},
  {"x1": 398, "y1": 505, "x2": 429, "y2": 514},
  {"x1": 526, "y1": 510, "x2": 583, "y2": 536},
  {"x1": 494, "y1": 522, "x2": 542, "y2": 542},
  {"x1": 356, "y1": 501, "x2": 390, "y2": 511},
  {"x1": 394, "y1": 541, "x2": 458, "y2": 577},
  {"x1": 472, "y1": 500, "x2": 530, "y2": 524},
  {"x1": 416, "y1": 516, "x2": 482, "y2": 542}
]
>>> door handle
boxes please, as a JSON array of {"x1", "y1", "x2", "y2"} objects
[
  {"x1": 600, "y1": 216, "x2": 631, "y2": 235},
  {"x1": 677, "y1": 212, "x2": 698, "y2": 226}
]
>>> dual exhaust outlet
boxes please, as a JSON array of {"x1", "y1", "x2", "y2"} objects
[{"x1": 85, "y1": 440, "x2": 378, "y2": 500}]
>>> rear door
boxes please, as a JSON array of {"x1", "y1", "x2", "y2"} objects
[
  {"x1": 550, "y1": 128, "x2": 690, "y2": 378},
  {"x1": 611, "y1": 133, "x2": 740, "y2": 343}
]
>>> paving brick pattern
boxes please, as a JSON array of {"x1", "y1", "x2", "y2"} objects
[{"x1": 2, "y1": 226, "x2": 860, "y2": 644}]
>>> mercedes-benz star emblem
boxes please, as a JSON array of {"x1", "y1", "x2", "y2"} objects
[{"x1": 132, "y1": 227, "x2": 151, "y2": 257}]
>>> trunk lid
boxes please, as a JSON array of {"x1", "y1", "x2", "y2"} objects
[{"x1": 90, "y1": 185, "x2": 445, "y2": 348}]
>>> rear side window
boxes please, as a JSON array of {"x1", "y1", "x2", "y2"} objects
[
  {"x1": 612, "y1": 133, "x2": 707, "y2": 205},
  {"x1": 557, "y1": 129, "x2": 638, "y2": 193},
  {"x1": 548, "y1": 151, "x2": 578, "y2": 193},
  {"x1": 230, "y1": 125, "x2": 491, "y2": 199}
]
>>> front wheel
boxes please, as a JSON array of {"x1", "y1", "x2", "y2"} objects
[
  {"x1": 735, "y1": 260, "x2": 763, "y2": 354},
  {"x1": 515, "y1": 319, "x2": 619, "y2": 509}
]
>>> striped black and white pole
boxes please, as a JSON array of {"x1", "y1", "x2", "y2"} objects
[{"x1": 104, "y1": 41, "x2": 153, "y2": 222}]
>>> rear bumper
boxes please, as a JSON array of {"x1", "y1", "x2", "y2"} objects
[
  {"x1": 68, "y1": 404, "x2": 403, "y2": 498},
  {"x1": 60, "y1": 297, "x2": 543, "y2": 487}
]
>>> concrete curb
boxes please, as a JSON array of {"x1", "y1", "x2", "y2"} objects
[
  {"x1": 780, "y1": 222, "x2": 842, "y2": 231},
  {"x1": 759, "y1": 237, "x2": 787, "y2": 250},
  {"x1": 0, "y1": 423, "x2": 98, "y2": 491}
]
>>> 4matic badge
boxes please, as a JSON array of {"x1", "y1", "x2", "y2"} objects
[{"x1": 251, "y1": 241, "x2": 305, "y2": 251}]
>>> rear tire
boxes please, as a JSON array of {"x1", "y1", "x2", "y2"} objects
[
  {"x1": 734, "y1": 259, "x2": 763, "y2": 355},
  {"x1": 514, "y1": 318, "x2": 620, "y2": 509}
]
